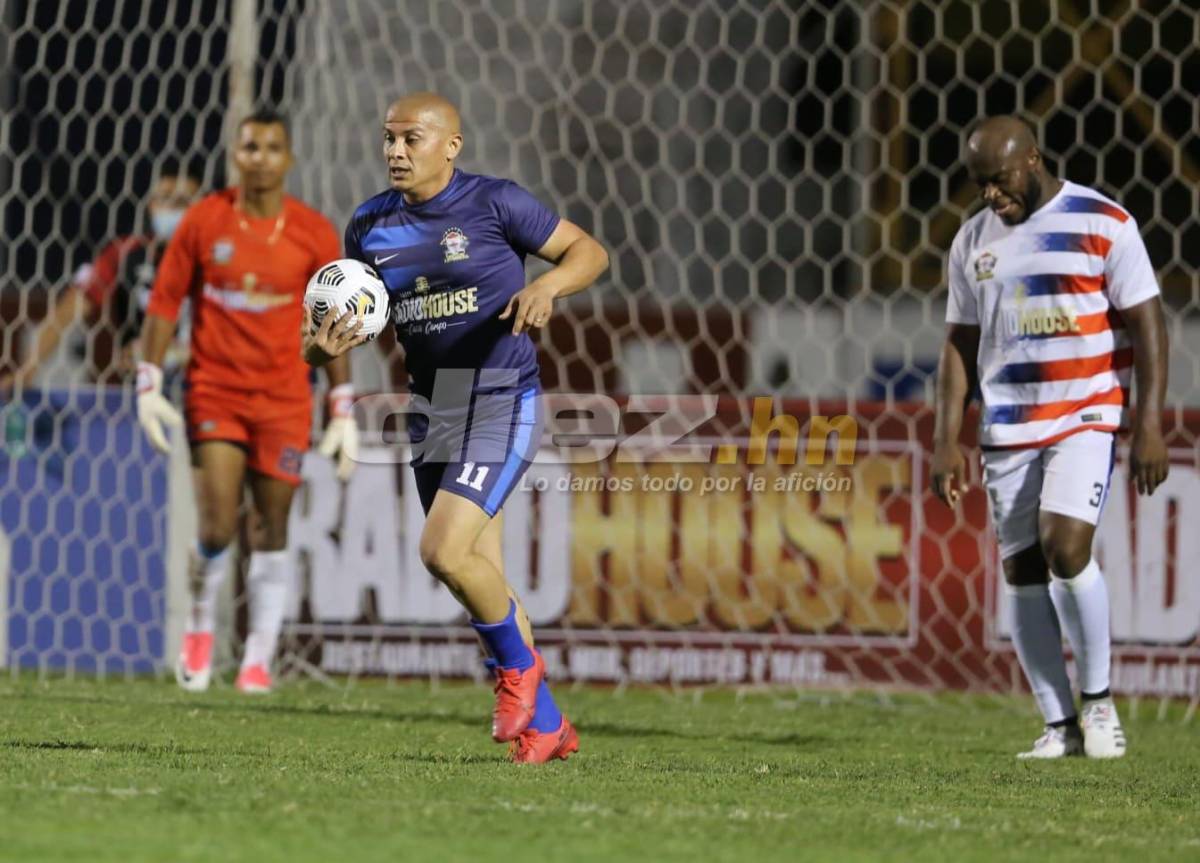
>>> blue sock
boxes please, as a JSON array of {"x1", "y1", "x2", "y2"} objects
[
  {"x1": 470, "y1": 601, "x2": 534, "y2": 670},
  {"x1": 528, "y1": 678, "x2": 563, "y2": 733}
]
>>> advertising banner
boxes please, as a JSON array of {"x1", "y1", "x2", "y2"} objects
[
  {"x1": 0, "y1": 389, "x2": 167, "y2": 672},
  {"x1": 288, "y1": 399, "x2": 1200, "y2": 697}
]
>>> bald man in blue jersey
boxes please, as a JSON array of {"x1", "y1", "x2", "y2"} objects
[{"x1": 304, "y1": 92, "x2": 608, "y2": 763}]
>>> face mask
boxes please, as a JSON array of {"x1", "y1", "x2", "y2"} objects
[{"x1": 151, "y1": 208, "x2": 185, "y2": 240}]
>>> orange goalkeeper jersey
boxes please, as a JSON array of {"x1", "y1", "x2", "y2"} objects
[{"x1": 146, "y1": 188, "x2": 339, "y2": 400}]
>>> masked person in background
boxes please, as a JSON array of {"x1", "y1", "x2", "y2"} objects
[{"x1": 0, "y1": 160, "x2": 203, "y2": 392}]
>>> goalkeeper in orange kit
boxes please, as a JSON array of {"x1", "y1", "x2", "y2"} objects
[{"x1": 138, "y1": 109, "x2": 357, "y2": 693}]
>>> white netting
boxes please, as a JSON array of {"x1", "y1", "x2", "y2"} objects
[
  {"x1": 2, "y1": 1, "x2": 1198, "y2": 704},
  {"x1": 0, "y1": 0, "x2": 230, "y2": 673}
]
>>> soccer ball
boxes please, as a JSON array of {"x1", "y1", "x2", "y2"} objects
[{"x1": 303, "y1": 258, "x2": 390, "y2": 341}]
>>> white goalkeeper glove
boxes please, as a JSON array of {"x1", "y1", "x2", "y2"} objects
[
  {"x1": 318, "y1": 383, "x2": 359, "y2": 482},
  {"x1": 136, "y1": 361, "x2": 183, "y2": 454}
]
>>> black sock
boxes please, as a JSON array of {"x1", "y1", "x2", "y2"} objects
[
  {"x1": 1081, "y1": 688, "x2": 1111, "y2": 702},
  {"x1": 1049, "y1": 715, "x2": 1078, "y2": 729}
]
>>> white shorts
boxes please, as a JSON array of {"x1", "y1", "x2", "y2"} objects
[{"x1": 981, "y1": 430, "x2": 1116, "y2": 560}]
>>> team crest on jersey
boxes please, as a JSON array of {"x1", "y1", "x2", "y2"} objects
[
  {"x1": 441, "y1": 227, "x2": 469, "y2": 262},
  {"x1": 212, "y1": 240, "x2": 234, "y2": 264},
  {"x1": 974, "y1": 251, "x2": 996, "y2": 281},
  {"x1": 414, "y1": 276, "x2": 430, "y2": 294}
]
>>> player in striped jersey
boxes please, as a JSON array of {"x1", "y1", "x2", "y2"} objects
[{"x1": 932, "y1": 116, "x2": 1169, "y2": 759}]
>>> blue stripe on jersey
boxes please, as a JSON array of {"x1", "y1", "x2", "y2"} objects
[
  {"x1": 983, "y1": 403, "x2": 1029, "y2": 425},
  {"x1": 991, "y1": 361, "x2": 1045, "y2": 385},
  {"x1": 362, "y1": 222, "x2": 428, "y2": 250},
  {"x1": 1015, "y1": 273, "x2": 1106, "y2": 299},
  {"x1": 1019, "y1": 274, "x2": 1070, "y2": 297},
  {"x1": 1012, "y1": 274, "x2": 1060, "y2": 298},
  {"x1": 484, "y1": 388, "x2": 538, "y2": 514},
  {"x1": 1035, "y1": 232, "x2": 1105, "y2": 254},
  {"x1": 1057, "y1": 196, "x2": 1128, "y2": 221}
]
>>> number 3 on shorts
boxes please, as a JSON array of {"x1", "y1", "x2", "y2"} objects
[
  {"x1": 456, "y1": 461, "x2": 490, "y2": 492},
  {"x1": 1088, "y1": 481, "x2": 1104, "y2": 508}
]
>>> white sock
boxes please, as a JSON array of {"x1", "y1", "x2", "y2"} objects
[
  {"x1": 1049, "y1": 559, "x2": 1111, "y2": 696},
  {"x1": 242, "y1": 550, "x2": 289, "y2": 669},
  {"x1": 189, "y1": 543, "x2": 231, "y2": 634},
  {"x1": 1008, "y1": 583, "x2": 1076, "y2": 723}
]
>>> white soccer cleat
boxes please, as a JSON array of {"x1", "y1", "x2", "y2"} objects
[
  {"x1": 235, "y1": 663, "x2": 273, "y2": 694},
  {"x1": 1016, "y1": 724, "x2": 1084, "y2": 759},
  {"x1": 175, "y1": 632, "x2": 214, "y2": 692},
  {"x1": 1081, "y1": 699, "x2": 1127, "y2": 759}
]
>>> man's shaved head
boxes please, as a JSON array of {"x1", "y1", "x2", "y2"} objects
[
  {"x1": 382, "y1": 92, "x2": 464, "y2": 202},
  {"x1": 964, "y1": 115, "x2": 1058, "y2": 225},
  {"x1": 967, "y1": 116, "x2": 1038, "y2": 165},
  {"x1": 385, "y1": 92, "x2": 462, "y2": 134}
]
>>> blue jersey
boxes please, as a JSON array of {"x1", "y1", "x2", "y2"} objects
[{"x1": 345, "y1": 169, "x2": 559, "y2": 398}]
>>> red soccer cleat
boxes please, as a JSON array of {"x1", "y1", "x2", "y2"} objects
[
  {"x1": 491, "y1": 650, "x2": 545, "y2": 742},
  {"x1": 509, "y1": 716, "x2": 580, "y2": 764},
  {"x1": 235, "y1": 663, "x2": 273, "y2": 694},
  {"x1": 175, "y1": 632, "x2": 213, "y2": 692}
]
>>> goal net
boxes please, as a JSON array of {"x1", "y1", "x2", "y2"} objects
[{"x1": 2, "y1": 0, "x2": 1198, "y2": 705}]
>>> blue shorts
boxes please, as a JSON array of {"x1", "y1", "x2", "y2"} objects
[{"x1": 410, "y1": 386, "x2": 541, "y2": 517}]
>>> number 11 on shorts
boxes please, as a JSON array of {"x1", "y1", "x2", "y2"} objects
[{"x1": 456, "y1": 462, "x2": 490, "y2": 491}]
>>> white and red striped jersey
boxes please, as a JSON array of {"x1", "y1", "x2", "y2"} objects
[{"x1": 946, "y1": 180, "x2": 1160, "y2": 449}]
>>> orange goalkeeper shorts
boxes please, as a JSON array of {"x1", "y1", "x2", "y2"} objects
[{"x1": 184, "y1": 381, "x2": 312, "y2": 485}]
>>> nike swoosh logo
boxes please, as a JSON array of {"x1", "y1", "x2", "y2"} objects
[{"x1": 374, "y1": 253, "x2": 398, "y2": 265}]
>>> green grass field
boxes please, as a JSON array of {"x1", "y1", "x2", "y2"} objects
[{"x1": 1, "y1": 676, "x2": 1197, "y2": 863}]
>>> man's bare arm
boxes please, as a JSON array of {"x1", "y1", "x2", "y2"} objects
[
  {"x1": 931, "y1": 323, "x2": 980, "y2": 507},
  {"x1": 1121, "y1": 296, "x2": 1169, "y2": 495}
]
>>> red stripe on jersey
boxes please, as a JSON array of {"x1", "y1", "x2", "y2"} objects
[
  {"x1": 1026, "y1": 347, "x2": 1134, "y2": 382},
  {"x1": 1059, "y1": 195, "x2": 1131, "y2": 224},
  {"x1": 1074, "y1": 308, "x2": 1125, "y2": 335},
  {"x1": 1093, "y1": 201, "x2": 1129, "y2": 223},
  {"x1": 1059, "y1": 274, "x2": 1106, "y2": 294},
  {"x1": 1080, "y1": 233, "x2": 1113, "y2": 257},
  {"x1": 1022, "y1": 386, "x2": 1128, "y2": 423}
]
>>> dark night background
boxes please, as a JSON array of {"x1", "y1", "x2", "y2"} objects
[{"x1": 2, "y1": 0, "x2": 1196, "y2": 308}]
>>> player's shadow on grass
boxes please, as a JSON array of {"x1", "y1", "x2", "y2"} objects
[
  {"x1": 186, "y1": 698, "x2": 487, "y2": 732},
  {"x1": 3, "y1": 687, "x2": 488, "y2": 731},
  {"x1": 5, "y1": 690, "x2": 835, "y2": 749},
  {"x1": 3, "y1": 739, "x2": 206, "y2": 756},
  {"x1": 397, "y1": 751, "x2": 500, "y2": 766},
  {"x1": 560, "y1": 720, "x2": 832, "y2": 749},
  {"x1": 208, "y1": 704, "x2": 832, "y2": 748},
  {"x1": 741, "y1": 731, "x2": 832, "y2": 747}
]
